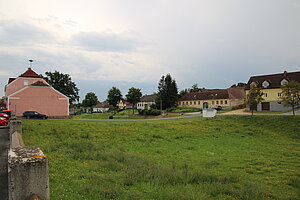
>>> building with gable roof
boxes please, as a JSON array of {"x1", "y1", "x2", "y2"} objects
[
  {"x1": 245, "y1": 71, "x2": 300, "y2": 111},
  {"x1": 4, "y1": 68, "x2": 69, "y2": 117},
  {"x1": 137, "y1": 94, "x2": 157, "y2": 110},
  {"x1": 178, "y1": 88, "x2": 245, "y2": 109}
]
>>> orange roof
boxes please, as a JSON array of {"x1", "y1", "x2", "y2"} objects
[{"x1": 19, "y1": 68, "x2": 40, "y2": 78}]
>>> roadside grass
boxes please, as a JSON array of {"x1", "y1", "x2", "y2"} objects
[{"x1": 22, "y1": 115, "x2": 300, "y2": 199}]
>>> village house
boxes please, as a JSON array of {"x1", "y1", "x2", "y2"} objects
[
  {"x1": 117, "y1": 99, "x2": 135, "y2": 110},
  {"x1": 92, "y1": 103, "x2": 111, "y2": 113},
  {"x1": 137, "y1": 94, "x2": 157, "y2": 110},
  {"x1": 178, "y1": 88, "x2": 245, "y2": 109},
  {"x1": 4, "y1": 68, "x2": 69, "y2": 117},
  {"x1": 245, "y1": 71, "x2": 300, "y2": 111}
]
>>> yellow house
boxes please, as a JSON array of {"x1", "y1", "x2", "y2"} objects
[
  {"x1": 245, "y1": 71, "x2": 300, "y2": 111},
  {"x1": 178, "y1": 88, "x2": 245, "y2": 110}
]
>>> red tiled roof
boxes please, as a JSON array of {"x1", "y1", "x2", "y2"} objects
[
  {"x1": 8, "y1": 78, "x2": 16, "y2": 84},
  {"x1": 19, "y1": 68, "x2": 40, "y2": 78},
  {"x1": 178, "y1": 88, "x2": 245, "y2": 101},
  {"x1": 245, "y1": 71, "x2": 300, "y2": 90},
  {"x1": 30, "y1": 81, "x2": 49, "y2": 87}
]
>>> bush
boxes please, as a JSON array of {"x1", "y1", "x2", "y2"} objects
[{"x1": 138, "y1": 109, "x2": 161, "y2": 116}]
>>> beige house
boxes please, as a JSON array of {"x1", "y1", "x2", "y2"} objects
[
  {"x1": 178, "y1": 88, "x2": 245, "y2": 109},
  {"x1": 137, "y1": 94, "x2": 157, "y2": 110}
]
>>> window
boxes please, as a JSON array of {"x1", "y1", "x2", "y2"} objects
[
  {"x1": 281, "y1": 79, "x2": 288, "y2": 86},
  {"x1": 216, "y1": 100, "x2": 219, "y2": 104},
  {"x1": 212, "y1": 101, "x2": 214, "y2": 105},
  {"x1": 182, "y1": 102, "x2": 184, "y2": 105},
  {"x1": 262, "y1": 81, "x2": 269, "y2": 88},
  {"x1": 278, "y1": 93, "x2": 282, "y2": 97},
  {"x1": 190, "y1": 101, "x2": 192, "y2": 105},
  {"x1": 225, "y1": 100, "x2": 227, "y2": 104},
  {"x1": 263, "y1": 93, "x2": 268, "y2": 98},
  {"x1": 24, "y1": 80, "x2": 28, "y2": 85},
  {"x1": 198, "y1": 101, "x2": 200, "y2": 105},
  {"x1": 194, "y1": 101, "x2": 196, "y2": 105},
  {"x1": 220, "y1": 100, "x2": 223, "y2": 104}
]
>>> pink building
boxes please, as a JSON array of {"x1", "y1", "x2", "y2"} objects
[{"x1": 4, "y1": 68, "x2": 69, "y2": 117}]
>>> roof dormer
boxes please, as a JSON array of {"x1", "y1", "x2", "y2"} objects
[
  {"x1": 281, "y1": 79, "x2": 288, "y2": 86},
  {"x1": 262, "y1": 80, "x2": 270, "y2": 88}
]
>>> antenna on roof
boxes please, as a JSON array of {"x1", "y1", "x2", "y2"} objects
[{"x1": 29, "y1": 59, "x2": 33, "y2": 69}]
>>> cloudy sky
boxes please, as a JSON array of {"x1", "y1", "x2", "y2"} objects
[{"x1": 0, "y1": 0, "x2": 299, "y2": 101}]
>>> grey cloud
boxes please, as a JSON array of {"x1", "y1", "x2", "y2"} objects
[
  {"x1": 71, "y1": 32, "x2": 141, "y2": 52},
  {"x1": 0, "y1": 20, "x2": 55, "y2": 46}
]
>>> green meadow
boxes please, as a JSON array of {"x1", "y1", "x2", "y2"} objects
[{"x1": 22, "y1": 116, "x2": 300, "y2": 200}]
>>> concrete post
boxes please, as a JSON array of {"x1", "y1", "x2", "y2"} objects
[{"x1": 8, "y1": 147, "x2": 50, "y2": 200}]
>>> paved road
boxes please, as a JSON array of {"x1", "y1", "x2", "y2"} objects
[
  {"x1": 0, "y1": 127, "x2": 9, "y2": 200},
  {"x1": 282, "y1": 108, "x2": 300, "y2": 115}
]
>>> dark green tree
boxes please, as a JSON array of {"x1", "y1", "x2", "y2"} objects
[
  {"x1": 281, "y1": 80, "x2": 300, "y2": 116},
  {"x1": 107, "y1": 87, "x2": 122, "y2": 107},
  {"x1": 155, "y1": 74, "x2": 178, "y2": 110},
  {"x1": 246, "y1": 84, "x2": 264, "y2": 115},
  {"x1": 230, "y1": 83, "x2": 246, "y2": 88},
  {"x1": 189, "y1": 84, "x2": 201, "y2": 93},
  {"x1": 45, "y1": 71, "x2": 79, "y2": 104},
  {"x1": 82, "y1": 92, "x2": 98, "y2": 113},
  {"x1": 126, "y1": 87, "x2": 142, "y2": 114}
]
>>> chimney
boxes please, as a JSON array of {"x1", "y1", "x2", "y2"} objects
[
  {"x1": 29, "y1": 59, "x2": 33, "y2": 69},
  {"x1": 283, "y1": 71, "x2": 287, "y2": 78}
]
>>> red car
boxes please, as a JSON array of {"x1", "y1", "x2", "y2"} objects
[
  {"x1": 0, "y1": 113, "x2": 10, "y2": 119},
  {"x1": 0, "y1": 117, "x2": 8, "y2": 126}
]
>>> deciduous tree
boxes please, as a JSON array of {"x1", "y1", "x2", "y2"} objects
[
  {"x1": 82, "y1": 92, "x2": 98, "y2": 113},
  {"x1": 281, "y1": 80, "x2": 300, "y2": 115},
  {"x1": 107, "y1": 87, "x2": 122, "y2": 107},
  {"x1": 126, "y1": 87, "x2": 142, "y2": 114},
  {"x1": 246, "y1": 84, "x2": 264, "y2": 115},
  {"x1": 45, "y1": 71, "x2": 79, "y2": 104}
]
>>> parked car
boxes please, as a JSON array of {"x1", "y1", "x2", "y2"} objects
[
  {"x1": 0, "y1": 112, "x2": 10, "y2": 119},
  {"x1": 0, "y1": 117, "x2": 9, "y2": 126},
  {"x1": 23, "y1": 111, "x2": 48, "y2": 119},
  {"x1": 214, "y1": 106, "x2": 222, "y2": 111},
  {"x1": 0, "y1": 109, "x2": 11, "y2": 118}
]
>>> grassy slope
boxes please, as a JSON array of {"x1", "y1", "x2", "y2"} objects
[{"x1": 22, "y1": 116, "x2": 300, "y2": 200}]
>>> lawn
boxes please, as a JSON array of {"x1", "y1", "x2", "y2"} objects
[
  {"x1": 72, "y1": 112, "x2": 188, "y2": 120},
  {"x1": 22, "y1": 116, "x2": 300, "y2": 200}
]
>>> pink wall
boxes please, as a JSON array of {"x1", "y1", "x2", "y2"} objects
[
  {"x1": 6, "y1": 77, "x2": 48, "y2": 96},
  {"x1": 8, "y1": 86, "x2": 68, "y2": 117}
]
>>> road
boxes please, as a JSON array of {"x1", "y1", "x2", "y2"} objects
[{"x1": 0, "y1": 127, "x2": 9, "y2": 200}]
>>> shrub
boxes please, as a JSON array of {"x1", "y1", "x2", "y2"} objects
[{"x1": 138, "y1": 109, "x2": 161, "y2": 116}]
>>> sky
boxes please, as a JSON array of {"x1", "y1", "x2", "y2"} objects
[{"x1": 0, "y1": 0, "x2": 299, "y2": 102}]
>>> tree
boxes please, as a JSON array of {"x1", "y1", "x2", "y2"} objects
[
  {"x1": 107, "y1": 87, "x2": 122, "y2": 107},
  {"x1": 281, "y1": 80, "x2": 300, "y2": 116},
  {"x1": 45, "y1": 71, "x2": 79, "y2": 104},
  {"x1": 230, "y1": 83, "x2": 246, "y2": 88},
  {"x1": 246, "y1": 84, "x2": 264, "y2": 115},
  {"x1": 82, "y1": 92, "x2": 98, "y2": 113},
  {"x1": 189, "y1": 84, "x2": 201, "y2": 93},
  {"x1": 155, "y1": 74, "x2": 178, "y2": 110},
  {"x1": 126, "y1": 87, "x2": 142, "y2": 114}
]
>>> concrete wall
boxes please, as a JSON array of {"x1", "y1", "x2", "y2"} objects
[
  {"x1": 257, "y1": 101, "x2": 291, "y2": 111},
  {"x1": 8, "y1": 120, "x2": 50, "y2": 200},
  {"x1": 8, "y1": 147, "x2": 49, "y2": 200}
]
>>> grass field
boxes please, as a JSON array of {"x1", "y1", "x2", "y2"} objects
[
  {"x1": 22, "y1": 116, "x2": 300, "y2": 200},
  {"x1": 72, "y1": 112, "x2": 188, "y2": 120}
]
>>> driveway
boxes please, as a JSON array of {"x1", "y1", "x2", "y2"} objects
[{"x1": 282, "y1": 108, "x2": 300, "y2": 115}]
